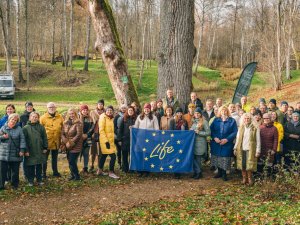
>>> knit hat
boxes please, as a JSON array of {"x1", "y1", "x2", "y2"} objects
[
  {"x1": 80, "y1": 104, "x2": 89, "y2": 111},
  {"x1": 175, "y1": 107, "x2": 183, "y2": 113},
  {"x1": 25, "y1": 101, "x2": 33, "y2": 108},
  {"x1": 269, "y1": 99, "x2": 277, "y2": 105},
  {"x1": 188, "y1": 103, "x2": 196, "y2": 109},
  {"x1": 106, "y1": 105, "x2": 114, "y2": 111},
  {"x1": 194, "y1": 107, "x2": 202, "y2": 114},
  {"x1": 144, "y1": 103, "x2": 151, "y2": 110},
  {"x1": 259, "y1": 98, "x2": 266, "y2": 104},
  {"x1": 281, "y1": 101, "x2": 288, "y2": 106},
  {"x1": 97, "y1": 99, "x2": 105, "y2": 105}
]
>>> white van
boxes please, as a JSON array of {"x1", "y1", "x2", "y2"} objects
[{"x1": 0, "y1": 73, "x2": 15, "y2": 99}]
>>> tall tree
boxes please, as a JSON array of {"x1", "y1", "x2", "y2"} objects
[
  {"x1": 25, "y1": 0, "x2": 30, "y2": 90},
  {"x1": 157, "y1": 0, "x2": 195, "y2": 106},
  {"x1": 50, "y1": 0, "x2": 56, "y2": 64},
  {"x1": 69, "y1": 0, "x2": 74, "y2": 70},
  {"x1": 14, "y1": 0, "x2": 24, "y2": 81},
  {"x1": 83, "y1": 15, "x2": 91, "y2": 71},
  {"x1": 75, "y1": 0, "x2": 139, "y2": 106}
]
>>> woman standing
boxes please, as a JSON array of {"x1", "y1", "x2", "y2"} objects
[
  {"x1": 118, "y1": 106, "x2": 137, "y2": 173},
  {"x1": 234, "y1": 113, "x2": 261, "y2": 185},
  {"x1": 89, "y1": 110, "x2": 100, "y2": 173},
  {"x1": 210, "y1": 106, "x2": 238, "y2": 181},
  {"x1": 61, "y1": 108, "x2": 83, "y2": 181},
  {"x1": 0, "y1": 114, "x2": 26, "y2": 190},
  {"x1": 23, "y1": 112, "x2": 48, "y2": 186},
  {"x1": 79, "y1": 105, "x2": 94, "y2": 174},
  {"x1": 98, "y1": 106, "x2": 119, "y2": 179},
  {"x1": 0, "y1": 104, "x2": 17, "y2": 128},
  {"x1": 174, "y1": 108, "x2": 188, "y2": 130},
  {"x1": 160, "y1": 106, "x2": 175, "y2": 130},
  {"x1": 190, "y1": 108, "x2": 211, "y2": 179}
]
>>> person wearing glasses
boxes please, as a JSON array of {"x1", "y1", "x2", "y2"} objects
[{"x1": 40, "y1": 102, "x2": 64, "y2": 179}]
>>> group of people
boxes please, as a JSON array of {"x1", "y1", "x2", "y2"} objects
[{"x1": 0, "y1": 89, "x2": 299, "y2": 190}]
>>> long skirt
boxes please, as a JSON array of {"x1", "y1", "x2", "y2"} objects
[{"x1": 211, "y1": 155, "x2": 231, "y2": 171}]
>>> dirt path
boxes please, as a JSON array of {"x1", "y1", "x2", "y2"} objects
[{"x1": 0, "y1": 173, "x2": 228, "y2": 225}]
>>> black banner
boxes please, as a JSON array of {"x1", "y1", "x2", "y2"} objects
[{"x1": 232, "y1": 62, "x2": 258, "y2": 104}]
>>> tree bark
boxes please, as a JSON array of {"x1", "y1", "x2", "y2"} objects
[
  {"x1": 51, "y1": 0, "x2": 56, "y2": 64},
  {"x1": 157, "y1": 0, "x2": 195, "y2": 106},
  {"x1": 62, "y1": 0, "x2": 68, "y2": 72},
  {"x1": 275, "y1": 0, "x2": 283, "y2": 89},
  {"x1": 14, "y1": 0, "x2": 24, "y2": 82},
  {"x1": 69, "y1": 0, "x2": 74, "y2": 70},
  {"x1": 75, "y1": 0, "x2": 140, "y2": 107},
  {"x1": 84, "y1": 15, "x2": 91, "y2": 71},
  {"x1": 25, "y1": 0, "x2": 30, "y2": 90}
]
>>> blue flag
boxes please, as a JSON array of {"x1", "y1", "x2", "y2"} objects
[{"x1": 130, "y1": 128, "x2": 195, "y2": 173}]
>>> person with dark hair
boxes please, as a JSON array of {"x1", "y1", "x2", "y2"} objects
[
  {"x1": 134, "y1": 103, "x2": 159, "y2": 130},
  {"x1": 253, "y1": 110, "x2": 263, "y2": 127},
  {"x1": 23, "y1": 112, "x2": 48, "y2": 186},
  {"x1": 0, "y1": 114, "x2": 26, "y2": 190},
  {"x1": 258, "y1": 113, "x2": 278, "y2": 176},
  {"x1": 285, "y1": 106, "x2": 294, "y2": 123},
  {"x1": 98, "y1": 106, "x2": 119, "y2": 179},
  {"x1": 174, "y1": 107, "x2": 188, "y2": 131},
  {"x1": 156, "y1": 99, "x2": 164, "y2": 118},
  {"x1": 20, "y1": 102, "x2": 35, "y2": 127},
  {"x1": 0, "y1": 104, "x2": 17, "y2": 128},
  {"x1": 95, "y1": 99, "x2": 105, "y2": 115},
  {"x1": 284, "y1": 112, "x2": 300, "y2": 169},
  {"x1": 131, "y1": 102, "x2": 141, "y2": 115},
  {"x1": 79, "y1": 104, "x2": 94, "y2": 174},
  {"x1": 268, "y1": 99, "x2": 284, "y2": 124},
  {"x1": 151, "y1": 100, "x2": 162, "y2": 125},
  {"x1": 190, "y1": 107, "x2": 211, "y2": 179},
  {"x1": 118, "y1": 106, "x2": 137, "y2": 173},
  {"x1": 61, "y1": 108, "x2": 83, "y2": 181}
]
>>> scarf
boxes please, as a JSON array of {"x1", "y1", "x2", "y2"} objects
[{"x1": 176, "y1": 118, "x2": 184, "y2": 130}]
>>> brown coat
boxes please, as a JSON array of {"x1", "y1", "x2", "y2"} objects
[
  {"x1": 259, "y1": 123, "x2": 278, "y2": 162},
  {"x1": 61, "y1": 119, "x2": 83, "y2": 153}
]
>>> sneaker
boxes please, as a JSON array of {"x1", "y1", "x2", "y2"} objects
[
  {"x1": 109, "y1": 173, "x2": 120, "y2": 179},
  {"x1": 28, "y1": 183, "x2": 34, "y2": 187},
  {"x1": 97, "y1": 169, "x2": 108, "y2": 176}
]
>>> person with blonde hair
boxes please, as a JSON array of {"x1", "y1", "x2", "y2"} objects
[
  {"x1": 61, "y1": 108, "x2": 83, "y2": 181},
  {"x1": 210, "y1": 106, "x2": 238, "y2": 181},
  {"x1": 234, "y1": 113, "x2": 261, "y2": 185}
]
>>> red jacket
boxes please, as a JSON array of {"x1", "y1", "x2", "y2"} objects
[{"x1": 260, "y1": 123, "x2": 278, "y2": 159}]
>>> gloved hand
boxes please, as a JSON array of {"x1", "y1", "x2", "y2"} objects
[{"x1": 105, "y1": 142, "x2": 110, "y2": 149}]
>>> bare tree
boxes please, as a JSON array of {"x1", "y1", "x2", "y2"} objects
[
  {"x1": 69, "y1": 0, "x2": 74, "y2": 70},
  {"x1": 25, "y1": 0, "x2": 30, "y2": 90},
  {"x1": 50, "y1": 0, "x2": 56, "y2": 64},
  {"x1": 83, "y1": 15, "x2": 91, "y2": 71}
]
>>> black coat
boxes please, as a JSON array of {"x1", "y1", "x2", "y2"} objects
[
  {"x1": 118, "y1": 117, "x2": 136, "y2": 150},
  {"x1": 284, "y1": 122, "x2": 300, "y2": 152},
  {"x1": 202, "y1": 110, "x2": 215, "y2": 122}
]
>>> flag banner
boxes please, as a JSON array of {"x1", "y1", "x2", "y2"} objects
[
  {"x1": 130, "y1": 128, "x2": 195, "y2": 173},
  {"x1": 232, "y1": 62, "x2": 258, "y2": 104}
]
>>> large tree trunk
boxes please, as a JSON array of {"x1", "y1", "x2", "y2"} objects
[
  {"x1": 157, "y1": 0, "x2": 195, "y2": 106},
  {"x1": 62, "y1": 0, "x2": 68, "y2": 72},
  {"x1": 83, "y1": 15, "x2": 91, "y2": 71},
  {"x1": 275, "y1": 0, "x2": 283, "y2": 89},
  {"x1": 15, "y1": 0, "x2": 24, "y2": 82},
  {"x1": 75, "y1": 0, "x2": 139, "y2": 107}
]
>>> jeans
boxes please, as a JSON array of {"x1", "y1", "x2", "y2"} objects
[
  {"x1": 42, "y1": 149, "x2": 59, "y2": 176},
  {"x1": 99, "y1": 153, "x2": 116, "y2": 172},
  {"x1": 193, "y1": 155, "x2": 202, "y2": 174},
  {"x1": 82, "y1": 146, "x2": 90, "y2": 169},
  {"x1": 115, "y1": 140, "x2": 122, "y2": 166},
  {"x1": 67, "y1": 152, "x2": 80, "y2": 179},
  {"x1": 0, "y1": 161, "x2": 20, "y2": 188},
  {"x1": 122, "y1": 150, "x2": 130, "y2": 172},
  {"x1": 27, "y1": 164, "x2": 42, "y2": 183}
]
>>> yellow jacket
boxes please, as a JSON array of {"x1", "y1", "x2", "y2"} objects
[
  {"x1": 40, "y1": 112, "x2": 64, "y2": 150},
  {"x1": 242, "y1": 103, "x2": 251, "y2": 113},
  {"x1": 273, "y1": 121, "x2": 284, "y2": 152},
  {"x1": 99, "y1": 113, "x2": 116, "y2": 154}
]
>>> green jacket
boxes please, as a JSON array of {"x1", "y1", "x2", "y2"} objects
[{"x1": 23, "y1": 121, "x2": 48, "y2": 166}]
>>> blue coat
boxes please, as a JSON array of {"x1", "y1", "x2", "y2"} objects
[{"x1": 210, "y1": 117, "x2": 238, "y2": 157}]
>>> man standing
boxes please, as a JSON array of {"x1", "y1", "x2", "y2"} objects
[
  {"x1": 268, "y1": 99, "x2": 284, "y2": 124},
  {"x1": 202, "y1": 99, "x2": 215, "y2": 122},
  {"x1": 240, "y1": 96, "x2": 250, "y2": 113},
  {"x1": 20, "y1": 101, "x2": 35, "y2": 127},
  {"x1": 162, "y1": 89, "x2": 179, "y2": 112},
  {"x1": 40, "y1": 102, "x2": 64, "y2": 178},
  {"x1": 187, "y1": 92, "x2": 203, "y2": 112}
]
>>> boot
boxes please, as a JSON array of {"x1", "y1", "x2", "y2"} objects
[
  {"x1": 222, "y1": 169, "x2": 228, "y2": 181},
  {"x1": 247, "y1": 171, "x2": 254, "y2": 186},
  {"x1": 214, "y1": 168, "x2": 222, "y2": 178},
  {"x1": 242, "y1": 170, "x2": 247, "y2": 184},
  {"x1": 194, "y1": 173, "x2": 203, "y2": 180}
]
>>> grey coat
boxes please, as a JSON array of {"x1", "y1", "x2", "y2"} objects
[
  {"x1": 190, "y1": 119, "x2": 211, "y2": 155},
  {"x1": 0, "y1": 123, "x2": 26, "y2": 162}
]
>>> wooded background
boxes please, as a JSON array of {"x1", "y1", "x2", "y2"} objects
[{"x1": 1, "y1": 0, "x2": 299, "y2": 91}]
